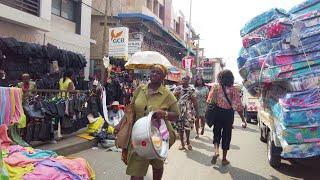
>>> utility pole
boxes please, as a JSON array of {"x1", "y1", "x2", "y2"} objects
[
  {"x1": 187, "y1": 0, "x2": 192, "y2": 57},
  {"x1": 101, "y1": 0, "x2": 109, "y2": 84}
]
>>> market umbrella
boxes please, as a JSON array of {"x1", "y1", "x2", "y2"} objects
[{"x1": 125, "y1": 51, "x2": 173, "y2": 70}]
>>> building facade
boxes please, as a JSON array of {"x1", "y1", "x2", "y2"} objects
[
  {"x1": 198, "y1": 58, "x2": 224, "y2": 83},
  {"x1": 90, "y1": 0, "x2": 197, "y2": 78},
  {"x1": 0, "y1": 0, "x2": 93, "y2": 78}
]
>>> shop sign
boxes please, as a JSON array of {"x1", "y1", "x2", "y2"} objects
[
  {"x1": 108, "y1": 27, "x2": 129, "y2": 58},
  {"x1": 182, "y1": 56, "x2": 194, "y2": 69},
  {"x1": 128, "y1": 40, "x2": 142, "y2": 55}
]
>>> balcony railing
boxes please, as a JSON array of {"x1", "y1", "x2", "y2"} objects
[{"x1": 0, "y1": 0, "x2": 40, "y2": 16}]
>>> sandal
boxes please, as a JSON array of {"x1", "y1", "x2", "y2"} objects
[
  {"x1": 201, "y1": 128, "x2": 205, "y2": 135},
  {"x1": 195, "y1": 134, "x2": 199, "y2": 139},
  {"x1": 187, "y1": 144, "x2": 192, "y2": 150},
  {"x1": 211, "y1": 154, "x2": 219, "y2": 165},
  {"x1": 179, "y1": 145, "x2": 186, "y2": 150},
  {"x1": 222, "y1": 159, "x2": 230, "y2": 166}
]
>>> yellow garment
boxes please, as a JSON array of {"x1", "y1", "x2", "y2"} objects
[
  {"x1": 59, "y1": 77, "x2": 73, "y2": 98},
  {"x1": 10, "y1": 88, "x2": 15, "y2": 122},
  {"x1": 18, "y1": 89, "x2": 26, "y2": 128},
  {"x1": 126, "y1": 84, "x2": 180, "y2": 177},
  {"x1": 4, "y1": 162, "x2": 34, "y2": 180},
  {"x1": 107, "y1": 126, "x2": 115, "y2": 134},
  {"x1": 77, "y1": 133, "x2": 95, "y2": 140},
  {"x1": 86, "y1": 116, "x2": 104, "y2": 134}
]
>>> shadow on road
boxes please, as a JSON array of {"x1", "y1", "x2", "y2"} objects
[
  {"x1": 272, "y1": 160, "x2": 320, "y2": 179},
  {"x1": 191, "y1": 140, "x2": 240, "y2": 151},
  {"x1": 213, "y1": 165, "x2": 279, "y2": 180},
  {"x1": 185, "y1": 149, "x2": 212, "y2": 167},
  {"x1": 233, "y1": 125, "x2": 259, "y2": 133}
]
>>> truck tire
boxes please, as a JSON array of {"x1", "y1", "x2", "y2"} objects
[
  {"x1": 259, "y1": 122, "x2": 267, "y2": 143},
  {"x1": 267, "y1": 133, "x2": 281, "y2": 168},
  {"x1": 244, "y1": 107, "x2": 251, "y2": 123}
]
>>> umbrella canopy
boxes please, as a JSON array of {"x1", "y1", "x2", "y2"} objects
[{"x1": 125, "y1": 51, "x2": 173, "y2": 70}]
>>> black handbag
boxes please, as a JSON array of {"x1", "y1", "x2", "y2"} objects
[
  {"x1": 205, "y1": 85, "x2": 234, "y2": 128},
  {"x1": 205, "y1": 103, "x2": 217, "y2": 128}
]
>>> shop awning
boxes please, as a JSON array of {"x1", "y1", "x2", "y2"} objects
[{"x1": 117, "y1": 13, "x2": 196, "y2": 55}]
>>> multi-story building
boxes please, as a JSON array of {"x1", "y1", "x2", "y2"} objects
[
  {"x1": 0, "y1": 0, "x2": 93, "y2": 78},
  {"x1": 90, "y1": 0, "x2": 197, "y2": 78},
  {"x1": 198, "y1": 58, "x2": 224, "y2": 83}
]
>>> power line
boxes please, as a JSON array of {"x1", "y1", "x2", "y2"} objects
[{"x1": 81, "y1": 1, "x2": 104, "y2": 15}]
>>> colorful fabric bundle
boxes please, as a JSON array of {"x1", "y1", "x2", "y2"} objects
[
  {"x1": 275, "y1": 119, "x2": 320, "y2": 144},
  {"x1": 0, "y1": 87, "x2": 26, "y2": 127},
  {"x1": 240, "y1": 8, "x2": 289, "y2": 37},
  {"x1": 1, "y1": 145, "x2": 95, "y2": 180},
  {"x1": 242, "y1": 18, "x2": 292, "y2": 48},
  {"x1": 281, "y1": 141, "x2": 320, "y2": 158},
  {"x1": 289, "y1": 0, "x2": 320, "y2": 15}
]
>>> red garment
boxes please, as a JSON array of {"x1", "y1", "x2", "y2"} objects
[{"x1": 0, "y1": 124, "x2": 12, "y2": 148}]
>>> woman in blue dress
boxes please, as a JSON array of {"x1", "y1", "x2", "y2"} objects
[{"x1": 194, "y1": 76, "x2": 209, "y2": 138}]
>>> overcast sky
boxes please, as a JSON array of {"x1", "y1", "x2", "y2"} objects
[{"x1": 172, "y1": 0, "x2": 306, "y2": 82}]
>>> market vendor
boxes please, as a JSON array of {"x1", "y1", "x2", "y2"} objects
[
  {"x1": 17, "y1": 73, "x2": 36, "y2": 96},
  {"x1": 108, "y1": 101, "x2": 124, "y2": 126}
]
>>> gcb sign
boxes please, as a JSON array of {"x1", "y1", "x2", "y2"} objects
[{"x1": 108, "y1": 27, "x2": 129, "y2": 58}]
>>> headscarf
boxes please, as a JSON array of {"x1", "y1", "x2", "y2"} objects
[{"x1": 150, "y1": 64, "x2": 168, "y2": 75}]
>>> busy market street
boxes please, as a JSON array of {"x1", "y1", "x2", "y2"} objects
[
  {"x1": 2, "y1": 0, "x2": 320, "y2": 179},
  {"x1": 72, "y1": 117, "x2": 320, "y2": 180}
]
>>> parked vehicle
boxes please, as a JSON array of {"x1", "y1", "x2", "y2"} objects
[
  {"x1": 242, "y1": 88, "x2": 259, "y2": 123},
  {"x1": 257, "y1": 110, "x2": 282, "y2": 167}
]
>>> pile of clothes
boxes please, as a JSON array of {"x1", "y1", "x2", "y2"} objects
[
  {"x1": 1, "y1": 145, "x2": 95, "y2": 180},
  {"x1": 238, "y1": 0, "x2": 320, "y2": 158}
]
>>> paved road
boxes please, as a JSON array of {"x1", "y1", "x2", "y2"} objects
[{"x1": 72, "y1": 116, "x2": 320, "y2": 180}]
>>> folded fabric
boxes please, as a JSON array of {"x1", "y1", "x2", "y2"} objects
[
  {"x1": 289, "y1": 0, "x2": 320, "y2": 15},
  {"x1": 23, "y1": 159, "x2": 83, "y2": 180},
  {"x1": 240, "y1": 8, "x2": 288, "y2": 37},
  {"x1": 242, "y1": 18, "x2": 292, "y2": 48},
  {"x1": 22, "y1": 149, "x2": 57, "y2": 159},
  {"x1": 275, "y1": 119, "x2": 320, "y2": 144},
  {"x1": 53, "y1": 156, "x2": 95, "y2": 180},
  {"x1": 4, "y1": 152, "x2": 41, "y2": 167},
  {"x1": 0, "y1": 124, "x2": 12, "y2": 148},
  {"x1": 4, "y1": 162, "x2": 34, "y2": 180},
  {"x1": 281, "y1": 141, "x2": 320, "y2": 158}
]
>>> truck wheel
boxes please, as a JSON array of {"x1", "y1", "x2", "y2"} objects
[
  {"x1": 259, "y1": 123, "x2": 267, "y2": 143},
  {"x1": 267, "y1": 133, "x2": 281, "y2": 168},
  {"x1": 244, "y1": 107, "x2": 251, "y2": 123}
]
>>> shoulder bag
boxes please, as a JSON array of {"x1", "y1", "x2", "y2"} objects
[{"x1": 205, "y1": 85, "x2": 218, "y2": 128}]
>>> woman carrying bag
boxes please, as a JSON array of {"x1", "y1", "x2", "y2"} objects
[
  {"x1": 207, "y1": 70, "x2": 247, "y2": 166},
  {"x1": 115, "y1": 64, "x2": 180, "y2": 180}
]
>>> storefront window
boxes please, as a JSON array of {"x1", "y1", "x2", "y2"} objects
[{"x1": 51, "y1": 0, "x2": 78, "y2": 21}]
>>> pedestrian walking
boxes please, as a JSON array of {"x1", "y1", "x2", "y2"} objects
[
  {"x1": 174, "y1": 75, "x2": 199, "y2": 150},
  {"x1": 124, "y1": 64, "x2": 180, "y2": 180},
  {"x1": 207, "y1": 70, "x2": 247, "y2": 166},
  {"x1": 194, "y1": 76, "x2": 209, "y2": 138}
]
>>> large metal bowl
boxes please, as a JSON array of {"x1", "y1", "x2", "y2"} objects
[{"x1": 131, "y1": 112, "x2": 169, "y2": 160}]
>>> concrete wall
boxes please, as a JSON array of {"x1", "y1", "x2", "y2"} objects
[
  {"x1": 163, "y1": 0, "x2": 172, "y2": 28},
  {"x1": 0, "y1": 1, "x2": 51, "y2": 31}
]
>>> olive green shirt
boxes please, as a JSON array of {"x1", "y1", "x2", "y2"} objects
[{"x1": 133, "y1": 84, "x2": 180, "y2": 120}]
